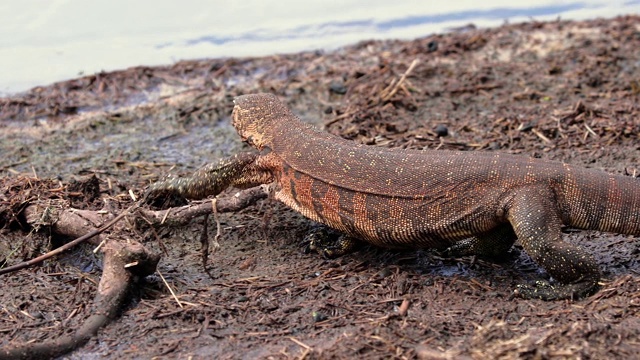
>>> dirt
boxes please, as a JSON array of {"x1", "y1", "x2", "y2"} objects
[{"x1": 2, "y1": 15, "x2": 640, "y2": 359}]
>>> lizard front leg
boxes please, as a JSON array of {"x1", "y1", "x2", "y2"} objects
[
  {"x1": 507, "y1": 186, "x2": 601, "y2": 300},
  {"x1": 145, "y1": 152, "x2": 276, "y2": 204}
]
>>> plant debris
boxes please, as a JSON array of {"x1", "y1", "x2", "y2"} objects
[{"x1": 1, "y1": 15, "x2": 640, "y2": 359}]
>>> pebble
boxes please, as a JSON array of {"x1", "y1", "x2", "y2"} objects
[
  {"x1": 434, "y1": 124, "x2": 448, "y2": 137},
  {"x1": 329, "y1": 81, "x2": 347, "y2": 95}
]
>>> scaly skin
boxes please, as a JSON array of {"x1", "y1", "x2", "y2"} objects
[{"x1": 147, "y1": 93, "x2": 640, "y2": 300}]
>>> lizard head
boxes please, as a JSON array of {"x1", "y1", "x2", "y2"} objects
[{"x1": 232, "y1": 93, "x2": 290, "y2": 150}]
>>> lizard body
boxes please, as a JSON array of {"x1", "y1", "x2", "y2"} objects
[{"x1": 147, "y1": 93, "x2": 640, "y2": 300}]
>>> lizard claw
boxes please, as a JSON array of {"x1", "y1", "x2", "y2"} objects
[
  {"x1": 301, "y1": 226, "x2": 337, "y2": 259},
  {"x1": 514, "y1": 279, "x2": 599, "y2": 301},
  {"x1": 301, "y1": 226, "x2": 359, "y2": 259},
  {"x1": 514, "y1": 280, "x2": 556, "y2": 300}
]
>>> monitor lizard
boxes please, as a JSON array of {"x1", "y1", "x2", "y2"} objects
[{"x1": 146, "y1": 93, "x2": 640, "y2": 300}]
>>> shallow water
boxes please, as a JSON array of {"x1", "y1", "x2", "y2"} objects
[{"x1": 1, "y1": 0, "x2": 639, "y2": 94}]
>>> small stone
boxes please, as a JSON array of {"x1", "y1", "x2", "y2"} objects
[
  {"x1": 377, "y1": 267, "x2": 392, "y2": 278},
  {"x1": 426, "y1": 40, "x2": 438, "y2": 52},
  {"x1": 312, "y1": 311, "x2": 328, "y2": 322},
  {"x1": 518, "y1": 122, "x2": 535, "y2": 132},
  {"x1": 30, "y1": 311, "x2": 45, "y2": 319},
  {"x1": 329, "y1": 81, "x2": 347, "y2": 95},
  {"x1": 434, "y1": 124, "x2": 448, "y2": 137}
]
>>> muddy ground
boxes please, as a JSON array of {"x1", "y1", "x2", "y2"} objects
[{"x1": 1, "y1": 15, "x2": 640, "y2": 359}]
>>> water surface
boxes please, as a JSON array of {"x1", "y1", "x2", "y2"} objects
[{"x1": 0, "y1": 0, "x2": 638, "y2": 94}]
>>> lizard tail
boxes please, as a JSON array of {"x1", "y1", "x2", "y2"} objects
[{"x1": 561, "y1": 168, "x2": 640, "y2": 235}]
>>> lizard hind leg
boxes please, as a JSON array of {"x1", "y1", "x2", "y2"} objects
[
  {"x1": 507, "y1": 187, "x2": 601, "y2": 300},
  {"x1": 301, "y1": 225, "x2": 362, "y2": 259}
]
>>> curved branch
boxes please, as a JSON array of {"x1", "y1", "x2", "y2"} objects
[
  {"x1": 0, "y1": 204, "x2": 138, "y2": 276},
  {"x1": 0, "y1": 186, "x2": 266, "y2": 358},
  {"x1": 138, "y1": 185, "x2": 269, "y2": 226},
  {"x1": 0, "y1": 240, "x2": 159, "y2": 360}
]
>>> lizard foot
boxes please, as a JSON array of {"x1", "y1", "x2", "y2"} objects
[
  {"x1": 301, "y1": 226, "x2": 360, "y2": 259},
  {"x1": 441, "y1": 239, "x2": 519, "y2": 263},
  {"x1": 514, "y1": 279, "x2": 600, "y2": 301}
]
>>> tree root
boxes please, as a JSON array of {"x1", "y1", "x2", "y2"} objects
[
  {"x1": 0, "y1": 185, "x2": 269, "y2": 359},
  {"x1": 136, "y1": 185, "x2": 269, "y2": 226},
  {"x1": 0, "y1": 240, "x2": 159, "y2": 360},
  {"x1": 0, "y1": 205, "x2": 136, "y2": 276}
]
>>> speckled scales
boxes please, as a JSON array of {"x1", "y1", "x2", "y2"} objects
[{"x1": 147, "y1": 93, "x2": 640, "y2": 300}]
